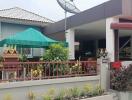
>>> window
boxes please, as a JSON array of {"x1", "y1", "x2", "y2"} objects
[{"x1": 17, "y1": 48, "x2": 33, "y2": 58}]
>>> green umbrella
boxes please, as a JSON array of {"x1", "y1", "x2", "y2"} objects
[{"x1": 0, "y1": 28, "x2": 67, "y2": 48}]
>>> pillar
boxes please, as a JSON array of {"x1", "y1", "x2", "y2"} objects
[
  {"x1": 99, "y1": 17, "x2": 119, "y2": 90},
  {"x1": 99, "y1": 58, "x2": 110, "y2": 90},
  {"x1": 106, "y1": 17, "x2": 119, "y2": 62},
  {"x1": 66, "y1": 29, "x2": 75, "y2": 60}
]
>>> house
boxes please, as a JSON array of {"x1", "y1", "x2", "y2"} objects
[
  {"x1": 0, "y1": 0, "x2": 132, "y2": 100},
  {"x1": 0, "y1": 7, "x2": 54, "y2": 58},
  {"x1": 44, "y1": 0, "x2": 132, "y2": 62},
  {"x1": 1, "y1": 0, "x2": 132, "y2": 62}
]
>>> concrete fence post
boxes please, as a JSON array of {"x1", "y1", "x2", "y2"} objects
[{"x1": 98, "y1": 57, "x2": 110, "y2": 91}]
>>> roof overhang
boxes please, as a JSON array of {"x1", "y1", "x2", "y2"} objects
[
  {"x1": 0, "y1": 17, "x2": 50, "y2": 27},
  {"x1": 45, "y1": 0, "x2": 123, "y2": 34}
]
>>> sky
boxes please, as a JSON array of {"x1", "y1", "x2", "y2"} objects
[{"x1": 0, "y1": 0, "x2": 110, "y2": 21}]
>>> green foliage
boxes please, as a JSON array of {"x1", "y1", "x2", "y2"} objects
[
  {"x1": 47, "y1": 88, "x2": 55, "y2": 97},
  {"x1": 55, "y1": 89, "x2": 66, "y2": 100},
  {"x1": 42, "y1": 44, "x2": 68, "y2": 61},
  {"x1": 92, "y1": 85, "x2": 104, "y2": 96},
  {"x1": 70, "y1": 87, "x2": 81, "y2": 98},
  {"x1": 0, "y1": 56, "x2": 3, "y2": 62},
  {"x1": 42, "y1": 94, "x2": 52, "y2": 100},
  {"x1": 111, "y1": 64, "x2": 132, "y2": 91},
  {"x1": 3, "y1": 93, "x2": 13, "y2": 100},
  {"x1": 19, "y1": 54, "x2": 27, "y2": 62},
  {"x1": 42, "y1": 88, "x2": 55, "y2": 100},
  {"x1": 27, "y1": 91, "x2": 36, "y2": 100},
  {"x1": 83, "y1": 84, "x2": 93, "y2": 96},
  {"x1": 64, "y1": 88, "x2": 72, "y2": 99},
  {"x1": 71, "y1": 60, "x2": 82, "y2": 74}
]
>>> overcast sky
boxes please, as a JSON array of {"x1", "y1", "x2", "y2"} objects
[{"x1": 0, "y1": 0, "x2": 110, "y2": 21}]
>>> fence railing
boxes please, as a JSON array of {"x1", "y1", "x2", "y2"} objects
[{"x1": 0, "y1": 61, "x2": 98, "y2": 82}]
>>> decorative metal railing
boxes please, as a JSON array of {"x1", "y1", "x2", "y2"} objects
[{"x1": 0, "y1": 61, "x2": 98, "y2": 83}]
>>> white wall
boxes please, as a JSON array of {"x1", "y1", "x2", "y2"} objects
[{"x1": 0, "y1": 76, "x2": 99, "y2": 100}]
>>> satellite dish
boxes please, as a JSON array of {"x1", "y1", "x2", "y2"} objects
[
  {"x1": 57, "y1": 0, "x2": 80, "y2": 33},
  {"x1": 57, "y1": 0, "x2": 80, "y2": 14}
]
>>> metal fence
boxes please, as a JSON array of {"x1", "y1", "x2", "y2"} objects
[{"x1": 0, "y1": 61, "x2": 98, "y2": 82}]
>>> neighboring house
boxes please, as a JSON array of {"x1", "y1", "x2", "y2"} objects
[{"x1": 0, "y1": 7, "x2": 54, "y2": 57}]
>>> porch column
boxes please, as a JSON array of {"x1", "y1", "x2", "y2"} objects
[
  {"x1": 106, "y1": 17, "x2": 119, "y2": 62},
  {"x1": 66, "y1": 29, "x2": 75, "y2": 60},
  {"x1": 100, "y1": 17, "x2": 119, "y2": 90}
]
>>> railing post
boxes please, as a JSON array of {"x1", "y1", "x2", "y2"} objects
[
  {"x1": 39, "y1": 71, "x2": 42, "y2": 80},
  {"x1": 23, "y1": 67, "x2": 26, "y2": 80},
  {"x1": 31, "y1": 69, "x2": 33, "y2": 80},
  {"x1": 2, "y1": 70, "x2": 4, "y2": 80},
  {"x1": 14, "y1": 71, "x2": 17, "y2": 82}
]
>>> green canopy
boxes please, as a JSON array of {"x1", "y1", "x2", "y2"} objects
[{"x1": 0, "y1": 28, "x2": 67, "y2": 48}]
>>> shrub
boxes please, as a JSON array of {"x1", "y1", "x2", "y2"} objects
[
  {"x1": 42, "y1": 88, "x2": 55, "y2": 100},
  {"x1": 55, "y1": 89, "x2": 65, "y2": 100},
  {"x1": 64, "y1": 88, "x2": 72, "y2": 99},
  {"x1": 83, "y1": 84, "x2": 93, "y2": 97},
  {"x1": 110, "y1": 64, "x2": 132, "y2": 91},
  {"x1": 27, "y1": 91, "x2": 36, "y2": 100},
  {"x1": 92, "y1": 85, "x2": 104, "y2": 96},
  {"x1": 70, "y1": 87, "x2": 81, "y2": 98},
  {"x1": 42, "y1": 94, "x2": 52, "y2": 100},
  {"x1": 47, "y1": 88, "x2": 55, "y2": 97},
  {"x1": 41, "y1": 44, "x2": 68, "y2": 61},
  {"x1": 41, "y1": 44, "x2": 68, "y2": 76}
]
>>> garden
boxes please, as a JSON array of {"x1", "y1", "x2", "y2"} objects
[
  {"x1": 0, "y1": 44, "x2": 97, "y2": 82},
  {"x1": 3, "y1": 83, "x2": 106, "y2": 100}
]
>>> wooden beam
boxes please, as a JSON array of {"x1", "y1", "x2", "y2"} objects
[{"x1": 111, "y1": 23, "x2": 132, "y2": 30}]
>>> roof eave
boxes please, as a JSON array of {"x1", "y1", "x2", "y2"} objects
[{"x1": 0, "y1": 17, "x2": 52, "y2": 27}]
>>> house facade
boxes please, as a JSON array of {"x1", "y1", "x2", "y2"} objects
[
  {"x1": 0, "y1": 7, "x2": 53, "y2": 58},
  {"x1": 44, "y1": 0, "x2": 132, "y2": 62},
  {"x1": 1, "y1": 0, "x2": 132, "y2": 62}
]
